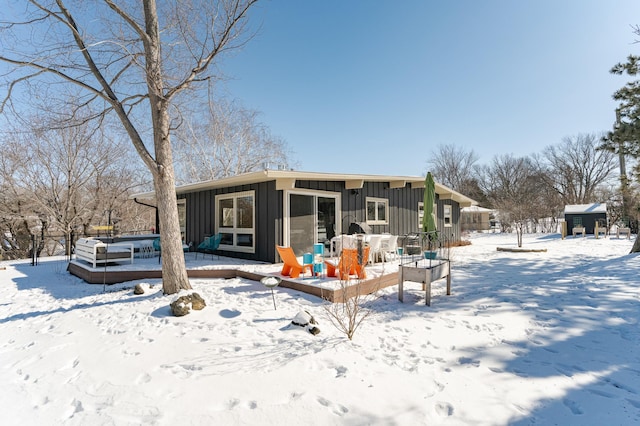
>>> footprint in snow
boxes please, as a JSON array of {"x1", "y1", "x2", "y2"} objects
[
  {"x1": 317, "y1": 396, "x2": 349, "y2": 416},
  {"x1": 458, "y1": 357, "x2": 480, "y2": 367},
  {"x1": 562, "y1": 398, "x2": 583, "y2": 415},
  {"x1": 335, "y1": 366, "x2": 347, "y2": 378},
  {"x1": 135, "y1": 373, "x2": 152, "y2": 384},
  {"x1": 435, "y1": 401, "x2": 454, "y2": 416}
]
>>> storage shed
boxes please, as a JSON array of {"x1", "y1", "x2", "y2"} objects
[{"x1": 563, "y1": 203, "x2": 607, "y2": 235}]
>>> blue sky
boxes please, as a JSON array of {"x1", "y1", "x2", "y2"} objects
[{"x1": 219, "y1": 0, "x2": 640, "y2": 176}]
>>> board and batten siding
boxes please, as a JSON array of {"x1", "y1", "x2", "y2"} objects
[
  {"x1": 181, "y1": 180, "x2": 282, "y2": 263},
  {"x1": 295, "y1": 180, "x2": 462, "y2": 242},
  {"x1": 180, "y1": 177, "x2": 463, "y2": 264}
]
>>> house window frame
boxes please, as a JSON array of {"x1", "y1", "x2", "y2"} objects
[
  {"x1": 443, "y1": 204, "x2": 453, "y2": 227},
  {"x1": 366, "y1": 197, "x2": 389, "y2": 225},
  {"x1": 418, "y1": 201, "x2": 438, "y2": 230},
  {"x1": 177, "y1": 199, "x2": 187, "y2": 241},
  {"x1": 215, "y1": 190, "x2": 255, "y2": 253}
]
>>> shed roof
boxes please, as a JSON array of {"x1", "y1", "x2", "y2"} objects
[
  {"x1": 132, "y1": 169, "x2": 478, "y2": 207},
  {"x1": 564, "y1": 203, "x2": 607, "y2": 214}
]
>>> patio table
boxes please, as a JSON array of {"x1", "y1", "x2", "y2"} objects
[{"x1": 329, "y1": 234, "x2": 391, "y2": 261}]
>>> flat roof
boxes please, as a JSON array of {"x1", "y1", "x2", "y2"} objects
[{"x1": 132, "y1": 169, "x2": 478, "y2": 207}]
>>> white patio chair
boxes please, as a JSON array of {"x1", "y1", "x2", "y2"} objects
[
  {"x1": 367, "y1": 235, "x2": 383, "y2": 264},
  {"x1": 331, "y1": 235, "x2": 357, "y2": 258},
  {"x1": 384, "y1": 235, "x2": 399, "y2": 261}
]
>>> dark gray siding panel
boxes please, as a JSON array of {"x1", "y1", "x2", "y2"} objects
[
  {"x1": 294, "y1": 180, "x2": 464, "y2": 242},
  {"x1": 436, "y1": 198, "x2": 461, "y2": 243},
  {"x1": 183, "y1": 180, "x2": 282, "y2": 263}
]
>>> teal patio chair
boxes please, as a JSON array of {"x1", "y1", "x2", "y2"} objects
[
  {"x1": 196, "y1": 234, "x2": 222, "y2": 260},
  {"x1": 153, "y1": 238, "x2": 161, "y2": 263},
  {"x1": 153, "y1": 237, "x2": 191, "y2": 263}
]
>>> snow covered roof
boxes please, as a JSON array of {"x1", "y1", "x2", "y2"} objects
[{"x1": 564, "y1": 203, "x2": 607, "y2": 214}]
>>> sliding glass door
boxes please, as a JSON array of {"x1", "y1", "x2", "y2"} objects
[{"x1": 287, "y1": 192, "x2": 338, "y2": 256}]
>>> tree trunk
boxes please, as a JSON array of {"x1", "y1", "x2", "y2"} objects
[
  {"x1": 151, "y1": 102, "x2": 191, "y2": 294},
  {"x1": 516, "y1": 223, "x2": 523, "y2": 247},
  {"x1": 143, "y1": 0, "x2": 191, "y2": 295},
  {"x1": 155, "y1": 169, "x2": 191, "y2": 294},
  {"x1": 152, "y1": 99, "x2": 190, "y2": 294},
  {"x1": 630, "y1": 233, "x2": 640, "y2": 253}
]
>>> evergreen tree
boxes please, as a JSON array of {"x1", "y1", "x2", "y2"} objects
[{"x1": 601, "y1": 27, "x2": 640, "y2": 251}]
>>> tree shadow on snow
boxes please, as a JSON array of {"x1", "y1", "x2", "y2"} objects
[{"x1": 428, "y1": 251, "x2": 640, "y2": 425}]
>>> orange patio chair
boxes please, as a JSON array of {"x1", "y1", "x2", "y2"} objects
[
  {"x1": 276, "y1": 246, "x2": 314, "y2": 279},
  {"x1": 325, "y1": 246, "x2": 370, "y2": 280}
]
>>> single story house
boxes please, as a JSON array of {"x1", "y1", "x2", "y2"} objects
[
  {"x1": 461, "y1": 206, "x2": 495, "y2": 232},
  {"x1": 563, "y1": 203, "x2": 608, "y2": 234},
  {"x1": 133, "y1": 170, "x2": 477, "y2": 263}
]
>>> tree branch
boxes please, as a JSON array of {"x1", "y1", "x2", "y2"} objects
[{"x1": 165, "y1": 0, "x2": 259, "y2": 100}]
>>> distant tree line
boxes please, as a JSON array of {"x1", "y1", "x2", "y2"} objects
[{"x1": 427, "y1": 134, "x2": 621, "y2": 245}]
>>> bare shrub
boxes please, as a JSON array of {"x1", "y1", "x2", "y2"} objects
[{"x1": 322, "y1": 273, "x2": 380, "y2": 341}]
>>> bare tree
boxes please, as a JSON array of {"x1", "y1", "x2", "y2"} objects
[
  {"x1": 0, "y1": 0, "x2": 259, "y2": 294},
  {"x1": 479, "y1": 155, "x2": 545, "y2": 247},
  {"x1": 0, "y1": 143, "x2": 42, "y2": 259},
  {"x1": 427, "y1": 144, "x2": 484, "y2": 201},
  {"x1": 0, "y1": 110, "x2": 144, "y2": 255},
  {"x1": 173, "y1": 96, "x2": 292, "y2": 184},
  {"x1": 541, "y1": 134, "x2": 617, "y2": 205}
]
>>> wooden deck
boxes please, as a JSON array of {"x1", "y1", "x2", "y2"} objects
[{"x1": 67, "y1": 261, "x2": 399, "y2": 303}]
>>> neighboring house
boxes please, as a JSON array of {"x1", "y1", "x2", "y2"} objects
[
  {"x1": 564, "y1": 203, "x2": 608, "y2": 234},
  {"x1": 133, "y1": 170, "x2": 477, "y2": 263},
  {"x1": 461, "y1": 206, "x2": 495, "y2": 232}
]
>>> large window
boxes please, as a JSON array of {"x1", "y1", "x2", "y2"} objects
[
  {"x1": 215, "y1": 191, "x2": 255, "y2": 252},
  {"x1": 366, "y1": 197, "x2": 388, "y2": 225}
]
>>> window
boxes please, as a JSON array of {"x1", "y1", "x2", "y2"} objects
[
  {"x1": 366, "y1": 197, "x2": 388, "y2": 225},
  {"x1": 215, "y1": 191, "x2": 255, "y2": 252},
  {"x1": 443, "y1": 204, "x2": 452, "y2": 227},
  {"x1": 418, "y1": 202, "x2": 438, "y2": 230},
  {"x1": 177, "y1": 199, "x2": 186, "y2": 241}
]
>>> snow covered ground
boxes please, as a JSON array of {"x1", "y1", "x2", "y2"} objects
[{"x1": 1, "y1": 232, "x2": 639, "y2": 425}]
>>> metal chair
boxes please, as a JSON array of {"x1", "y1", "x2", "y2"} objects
[
  {"x1": 152, "y1": 238, "x2": 161, "y2": 263},
  {"x1": 196, "y1": 234, "x2": 221, "y2": 260}
]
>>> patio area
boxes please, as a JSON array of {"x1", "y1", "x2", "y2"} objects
[{"x1": 66, "y1": 250, "x2": 406, "y2": 303}]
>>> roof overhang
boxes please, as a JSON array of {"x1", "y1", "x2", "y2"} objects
[{"x1": 131, "y1": 170, "x2": 478, "y2": 207}]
